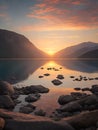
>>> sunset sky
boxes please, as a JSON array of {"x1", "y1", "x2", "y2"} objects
[{"x1": 0, "y1": 0, "x2": 98, "y2": 54}]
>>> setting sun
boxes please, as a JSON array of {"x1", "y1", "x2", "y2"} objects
[{"x1": 47, "y1": 50, "x2": 55, "y2": 55}]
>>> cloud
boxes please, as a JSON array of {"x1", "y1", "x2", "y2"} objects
[{"x1": 25, "y1": 0, "x2": 98, "y2": 31}]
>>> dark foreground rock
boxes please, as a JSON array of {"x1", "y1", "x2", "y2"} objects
[
  {"x1": 0, "y1": 81, "x2": 14, "y2": 95},
  {"x1": 0, "y1": 109, "x2": 74, "y2": 130},
  {"x1": 25, "y1": 93, "x2": 41, "y2": 102},
  {"x1": 0, "y1": 117, "x2": 5, "y2": 130},
  {"x1": 0, "y1": 95, "x2": 15, "y2": 109},
  {"x1": 66, "y1": 110, "x2": 98, "y2": 129}
]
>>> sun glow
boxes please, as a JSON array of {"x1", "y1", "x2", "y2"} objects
[{"x1": 47, "y1": 50, "x2": 55, "y2": 55}]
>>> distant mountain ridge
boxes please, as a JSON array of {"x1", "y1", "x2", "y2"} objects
[
  {"x1": 0, "y1": 29, "x2": 48, "y2": 58},
  {"x1": 54, "y1": 42, "x2": 98, "y2": 58}
]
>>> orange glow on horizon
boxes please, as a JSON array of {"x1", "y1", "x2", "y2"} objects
[{"x1": 46, "y1": 50, "x2": 55, "y2": 55}]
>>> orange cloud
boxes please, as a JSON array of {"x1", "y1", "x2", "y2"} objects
[{"x1": 25, "y1": 0, "x2": 98, "y2": 31}]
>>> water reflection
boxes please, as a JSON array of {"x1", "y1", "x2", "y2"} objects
[
  {"x1": 0, "y1": 60, "x2": 98, "y2": 85},
  {"x1": 56, "y1": 60, "x2": 98, "y2": 73},
  {"x1": 0, "y1": 60, "x2": 46, "y2": 84}
]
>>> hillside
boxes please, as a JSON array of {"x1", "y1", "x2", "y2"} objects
[
  {"x1": 80, "y1": 49, "x2": 98, "y2": 58},
  {"x1": 54, "y1": 42, "x2": 98, "y2": 58},
  {"x1": 0, "y1": 29, "x2": 48, "y2": 58}
]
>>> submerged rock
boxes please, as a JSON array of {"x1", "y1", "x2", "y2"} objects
[
  {"x1": 52, "y1": 79, "x2": 62, "y2": 86},
  {"x1": 0, "y1": 81, "x2": 14, "y2": 95}
]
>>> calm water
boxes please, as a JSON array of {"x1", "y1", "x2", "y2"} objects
[{"x1": 0, "y1": 59, "x2": 98, "y2": 115}]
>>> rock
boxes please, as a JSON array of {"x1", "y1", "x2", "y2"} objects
[
  {"x1": 0, "y1": 95, "x2": 15, "y2": 109},
  {"x1": 59, "y1": 101, "x2": 82, "y2": 112},
  {"x1": 25, "y1": 93, "x2": 40, "y2": 102},
  {"x1": 19, "y1": 104, "x2": 36, "y2": 114},
  {"x1": 0, "y1": 81, "x2": 14, "y2": 95},
  {"x1": 78, "y1": 94, "x2": 98, "y2": 106},
  {"x1": 44, "y1": 73, "x2": 50, "y2": 76},
  {"x1": 71, "y1": 92, "x2": 87, "y2": 99},
  {"x1": 0, "y1": 109, "x2": 75, "y2": 130},
  {"x1": 91, "y1": 85, "x2": 98, "y2": 95},
  {"x1": 0, "y1": 118, "x2": 5, "y2": 130},
  {"x1": 81, "y1": 88, "x2": 90, "y2": 92},
  {"x1": 95, "y1": 77, "x2": 98, "y2": 80},
  {"x1": 66, "y1": 110, "x2": 98, "y2": 129},
  {"x1": 38, "y1": 76, "x2": 44, "y2": 78},
  {"x1": 85, "y1": 127, "x2": 96, "y2": 130},
  {"x1": 58, "y1": 95, "x2": 75, "y2": 105},
  {"x1": 70, "y1": 76, "x2": 75, "y2": 78},
  {"x1": 56, "y1": 75, "x2": 64, "y2": 80},
  {"x1": 23, "y1": 85, "x2": 49, "y2": 94},
  {"x1": 52, "y1": 79, "x2": 62, "y2": 86},
  {"x1": 74, "y1": 88, "x2": 81, "y2": 91},
  {"x1": 34, "y1": 109, "x2": 46, "y2": 116}
]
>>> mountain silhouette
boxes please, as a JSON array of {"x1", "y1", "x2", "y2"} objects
[
  {"x1": 54, "y1": 42, "x2": 98, "y2": 58},
  {"x1": 0, "y1": 29, "x2": 48, "y2": 58}
]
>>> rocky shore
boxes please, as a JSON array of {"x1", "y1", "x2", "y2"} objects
[{"x1": 0, "y1": 80, "x2": 98, "y2": 130}]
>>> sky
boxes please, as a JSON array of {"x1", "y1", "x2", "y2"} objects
[{"x1": 0, "y1": 0, "x2": 98, "y2": 55}]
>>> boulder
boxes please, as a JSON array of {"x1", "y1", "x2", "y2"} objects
[
  {"x1": 0, "y1": 95, "x2": 15, "y2": 109},
  {"x1": 0, "y1": 118, "x2": 5, "y2": 130},
  {"x1": 0, "y1": 81, "x2": 14, "y2": 95},
  {"x1": 66, "y1": 110, "x2": 98, "y2": 129},
  {"x1": 25, "y1": 93, "x2": 40, "y2": 102},
  {"x1": 22, "y1": 85, "x2": 49, "y2": 94},
  {"x1": 52, "y1": 79, "x2": 62, "y2": 86},
  {"x1": 19, "y1": 104, "x2": 36, "y2": 114},
  {"x1": 59, "y1": 101, "x2": 82, "y2": 112},
  {"x1": 71, "y1": 92, "x2": 87, "y2": 99},
  {"x1": 91, "y1": 85, "x2": 98, "y2": 95},
  {"x1": 34, "y1": 109, "x2": 46, "y2": 116},
  {"x1": 0, "y1": 109, "x2": 75, "y2": 130},
  {"x1": 58, "y1": 95, "x2": 75, "y2": 105}
]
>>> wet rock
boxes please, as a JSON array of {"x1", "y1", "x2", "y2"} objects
[
  {"x1": 95, "y1": 77, "x2": 98, "y2": 80},
  {"x1": 66, "y1": 110, "x2": 98, "y2": 129},
  {"x1": 20, "y1": 85, "x2": 49, "y2": 94},
  {"x1": 25, "y1": 93, "x2": 40, "y2": 102},
  {"x1": 74, "y1": 88, "x2": 81, "y2": 91},
  {"x1": 58, "y1": 95, "x2": 75, "y2": 105},
  {"x1": 38, "y1": 76, "x2": 44, "y2": 78},
  {"x1": 19, "y1": 104, "x2": 36, "y2": 114},
  {"x1": 59, "y1": 101, "x2": 82, "y2": 112},
  {"x1": 81, "y1": 88, "x2": 90, "y2": 92},
  {"x1": 34, "y1": 109, "x2": 46, "y2": 116},
  {"x1": 70, "y1": 76, "x2": 75, "y2": 78},
  {"x1": 78, "y1": 94, "x2": 98, "y2": 106},
  {"x1": 0, "y1": 95, "x2": 15, "y2": 109},
  {"x1": 0, "y1": 81, "x2": 14, "y2": 96},
  {"x1": 56, "y1": 75, "x2": 64, "y2": 80},
  {"x1": 0, "y1": 117, "x2": 5, "y2": 130},
  {"x1": 0, "y1": 108, "x2": 75, "y2": 130},
  {"x1": 71, "y1": 92, "x2": 87, "y2": 99},
  {"x1": 52, "y1": 79, "x2": 62, "y2": 86},
  {"x1": 91, "y1": 85, "x2": 98, "y2": 95},
  {"x1": 44, "y1": 73, "x2": 50, "y2": 76}
]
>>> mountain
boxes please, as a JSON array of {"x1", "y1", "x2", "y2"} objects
[
  {"x1": 80, "y1": 49, "x2": 98, "y2": 58},
  {"x1": 0, "y1": 29, "x2": 48, "y2": 58},
  {"x1": 54, "y1": 42, "x2": 98, "y2": 58}
]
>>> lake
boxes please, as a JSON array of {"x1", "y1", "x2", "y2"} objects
[{"x1": 0, "y1": 59, "x2": 98, "y2": 116}]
